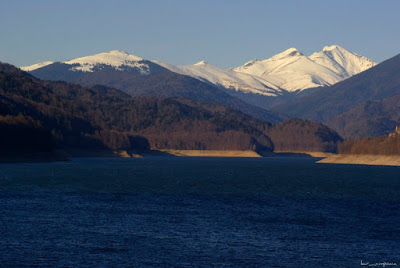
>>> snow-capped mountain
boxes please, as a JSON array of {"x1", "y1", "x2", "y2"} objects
[
  {"x1": 21, "y1": 61, "x2": 54, "y2": 71},
  {"x1": 153, "y1": 60, "x2": 283, "y2": 96},
  {"x1": 309, "y1": 45, "x2": 376, "y2": 77},
  {"x1": 63, "y1": 50, "x2": 150, "y2": 74},
  {"x1": 233, "y1": 48, "x2": 342, "y2": 91},
  {"x1": 22, "y1": 50, "x2": 155, "y2": 75},
  {"x1": 233, "y1": 45, "x2": 376, "y2": 92},
  {"x1": 21, "y1": 50, "x2": 283, "y2": 123},
  {"x1": 21, "y1": 45, "x2": 376, "y2": 95}
]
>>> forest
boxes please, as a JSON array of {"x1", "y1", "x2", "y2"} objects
[
  {"x1": 0, "y1": 62, "x2": 342, "y2": 156},
  {"x1": 266, "y1": 119, "x2": 343, "y2": 153},
  {"x1": 338, "y1": 135, "x2": 400, "y2": 155},
  {"x1": 30, "y1": 64, "x2": 282, "y2": 123}
]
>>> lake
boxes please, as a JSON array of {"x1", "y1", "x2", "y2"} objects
[{"x1": 1, "y1": 157, "x2": 399, "y2": 267}]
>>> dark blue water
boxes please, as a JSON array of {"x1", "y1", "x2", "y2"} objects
[{"x1": 1, "y1": 157, "x2": 399, "y2": 267}]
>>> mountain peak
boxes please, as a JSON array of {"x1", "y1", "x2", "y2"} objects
[
  {"x1": 70, "y1": 50, "x2": 144, "y2": 62},
  {"x1": 63, "y1": 50, "x2": 147, "y2": 73},
  {"x1": 310, "y1": 45, "x2": 376, "y2": 77},
  {"x1": 194, "y1": 60, "x2": 208, "y2": 66},
  {"x1": 322, "y1": 45, "x2": 342, "y2": 51},
  {"x1": 107, "y1": 50, "x2": 130, "y2": 55},
  {"x1": 322, "y1": 45, "x2": 354, "y2": 54},
  {"x1": 233, "y1": 45, "x2": 376, "y2": 92},
  {"x1": 270, "y1": 48, "x2": 303, "y2": 60},
  {"x1": 285, "y1": 47, "x2": 301, "y2": 53}
]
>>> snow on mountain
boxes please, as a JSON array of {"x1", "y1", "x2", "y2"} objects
[
  {"x1": 309, "y1": 45, "x2": 376, "y2": 77},
  {"x1": 63, "y1": 50, "x2": 150, "y2": 74},
  {"x1": 21, "y1": 46, "x2": 376, "y2": 95},
  {"x1": 153, "y1": 60, "x2": 283, "y2": 96},
  {"x1": 233, "y1": 48, "x2": 342, "y2": 92},
  {"x1": 21, "y1": 61, "x2": 54, "y2": 71},
  {"x1": 22, "y1": 50, "x2": 151, "y2": 74},
  {"x1": 233, "y1": 45, "x2": 376, "y2": 92}
]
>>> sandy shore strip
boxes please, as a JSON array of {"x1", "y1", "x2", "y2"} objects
[
  {"x1": 273, "y1": 151, "x2": 334, "y2": 158},
  {"x1": 157, "y1": 150, "x2": 262, "y2": 157},
  {"x1": 317, "y1": 154, "x2": 400, "y2": 166},
  {"x1": 67, "y1": 149, "x2": 142, "y2": 158},
  {"x1": 65, "y1": 149, "x2": 334, "y2": 159},
  {"x1": 67, "y1": 149, "x2": 262, "y2": 158}
]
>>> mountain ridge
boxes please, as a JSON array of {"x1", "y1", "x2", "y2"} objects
[
  {"x1": 1, "y1": 61, "x2": 342, "y2": 155},
  {"x1": 233, "y1": 45, "x2": 376, "y2": 92},
  {"x1": 23, "y1": 55, "x2": 284, "y2": 123},
  {"x1": 21, "y1": 45, "x2": 376, "y2": 95},
  {"x1": 273, "y1": 53, "x2": 400, "y2": 138}
]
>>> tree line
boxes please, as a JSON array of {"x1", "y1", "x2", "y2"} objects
[
  {"x1": 338, "y1": 135, "x2": 400, "y2": 155},
  {"x1": 0, "y1": 62, "x2": 343, "y2": 155}
]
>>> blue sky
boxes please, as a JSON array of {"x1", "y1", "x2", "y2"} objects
[{"x1": 1, "y1": 0, "x2": 399, "y2": 68}]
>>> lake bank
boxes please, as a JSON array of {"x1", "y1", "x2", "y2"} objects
[
  {"x1": 273, "y1": 151, "x2": 334, "y2": 158},
  {"x1": 91, "y1": 149, "x2": 332, "y2": 158},
  {"x1": 0, "y1": 150, "x2": 69, "y2": 163},
  {"x1": 67, "y1": 149, "x2": 142, "y2": 158},
  {"x1": 67, "y1": 149, "x2": 262, "y2": 158},
  {"x1": 155, "y1": 149, "x2": 262, "y2": 157},
  {"x1": 0, "y1": 149, "x2": 337, "y2": 163},
  {"x1": 318, "y1": 154, "x2": 400, "y2": 166}
]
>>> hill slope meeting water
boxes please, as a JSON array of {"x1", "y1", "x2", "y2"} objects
[
  {"x1": 22, "y1": 45, "x2": 375, "y2": 111},
  {"x1": 0, "y1": 61, "x2": 342, "y2": 160}
]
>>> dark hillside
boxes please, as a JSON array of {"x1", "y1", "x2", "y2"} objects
[
  {"x1": 339, "y1": 136, "x2": 400, "y2": 155},
  {"x1": 1, "y1": 62, "x2": 274, "y2": 153},
  {"x1": 273, "y1": 54, "x2": 400, "y2": 122},
  {"x1": 0, "y1": 62, "x2": 342, "y2": 155},
  {"x1": 326, "y1": 92, "x2": 400, "y2": 138},
  {"x1": 266, "y1": 119, "x2": 343, "y2": 153},
  {"x1": 29, "y1": 65, "x2": 282, "y2": 123},
  {"x1": 0, "y1": 115, "x2": 54, "y2": 155}
]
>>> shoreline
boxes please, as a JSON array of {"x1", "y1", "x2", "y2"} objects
[
  {"x1": 0, "y1": 149, "x2": 337, "y2": 163},
  {"x1": 66, "y1": 149, "x2": 142, "y2": 158},
  {"x1": 317, "y1": 154, "x2": 400, "y2": 167},
  {"x1": 68, "y1": 149, "x2": 263, "y2": 158},
  {"x1": 272, "y1": 151, "x2": 334, "y2": 158},
  {"x1": 0, "y1": 150, "x2": 69, "y2": 163},
  {"x1": 155, "y1": 149, "x2": 262, "y2": 157}
]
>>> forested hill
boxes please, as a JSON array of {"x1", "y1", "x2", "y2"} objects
[
  {"x1": 326, "y1": 92, "x2": 400, "y2": 138},
  {"x1": 0, "y1": 62, "x2": 342, "y2": 156},
  {"x1": 29, "y1": 64, "x2": 282, "y2": 123},
  {"x1": 273, "y1": 53, "x2": 400, "y2": 123},
  {"x1": 0, "y1": 62, "x2": 274, "y2": 154}
]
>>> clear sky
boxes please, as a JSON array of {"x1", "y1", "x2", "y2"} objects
[{"x1": 1, "y1": 0, "x2": 399, "y2": 69}]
